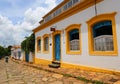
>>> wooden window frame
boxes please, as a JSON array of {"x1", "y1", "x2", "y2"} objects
[
  {"x1": 87, "y1": 12, "x2": 118, "y2": 56},
  {"x1": 37, "y1": 36, "x2": 41, "y2": 52},
  {"x1": 65, "y1": 24, "x2": 81, "y2": 54},
  {"x1": 43, "y1": 34, "x2": 49, "y2": 53}
]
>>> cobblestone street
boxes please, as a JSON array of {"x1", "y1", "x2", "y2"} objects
[
  {"x1": 0, "y1": 58, "x2": 120, "y2": 84},
  {"x1": 0, "y1": 58, "x2": 87, "y2": 84}
]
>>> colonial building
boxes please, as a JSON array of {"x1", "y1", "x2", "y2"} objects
[
  {"x1": 33, "y1": 0, "x2": 120, "y2": 73},
  {"x1": 11, "y1": 46, "x2": 35, "y2": 63},
  {"x1": 11, "y1": 45, "x2": 22, "y2": 60}
]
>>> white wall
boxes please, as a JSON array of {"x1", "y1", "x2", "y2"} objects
[
  {"x1": 35, "y1": 0, "x2": 120, "y2": 70},
  {"x1": 29, "y1": 52, "x2": 35, "y2": 63},
  {"x1": 35, "y1": 28, "x2": 53, "y2": 61}
]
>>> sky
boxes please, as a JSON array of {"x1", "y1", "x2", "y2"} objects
[{"x1": 0, "y1": 0, "x2": 63, "y2": 47}]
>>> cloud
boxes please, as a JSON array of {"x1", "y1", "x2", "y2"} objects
[
  {"x1": 0, "y1": 0, "x2": 58, "y2": 47},
  {"x1": 24, "y1": 7, "x2": 45, "y2": 25},
  {"x1": 45, "y1": 0, "x2": 57, "y2": 8}
]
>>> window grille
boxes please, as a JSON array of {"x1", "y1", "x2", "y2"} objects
[
  {"x1": 63, "y1": 4, "x2": 68, "y2": 11},
  {"x1": 38, "y1": 39, "x2": 41, "y2": 51},
  {"x1": 68, "y1": 0, "x2": 73, "y2": 8},
  {"x1": 44, "y1": 15, "x2": 52, "y2": 22},
  {"x1": 53, "y1": 8, "x2": 62, "y2": 17},
  {"x1": 73, "y1": 0, "x2": 79, "y2": 4},
  {"x1": 94, "y1": 35, "x2": 113, "y2": 51},
  {"x1": 70, "y1": 39, "x2": 79, "y2": 50},
  {"x1": 44, "y1": 37, "x2": 49, "y2": 51},
  {"x1": 69, "y1": 29, "x2": 79, "y2": 51},
  {"x1": 63, "y1": 0, "x2": 80, "y2": 11}
]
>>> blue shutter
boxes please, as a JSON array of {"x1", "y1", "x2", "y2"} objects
[
  {"x1": 93, "y1": 21, "x2": 112, "y2": 37},
  {"x1": 69, "y1": 29, "x2": 79, "y2": 40}
]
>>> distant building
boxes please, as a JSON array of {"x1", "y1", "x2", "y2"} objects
[
  {"x1": 11, "y1": 45, "x2": 22, "y2": 60},
  {"x1": 33, "y1": 0, "x2": 120, "y2": 74}
]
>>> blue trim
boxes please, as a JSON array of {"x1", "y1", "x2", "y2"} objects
[
  {"x1": 69, "y1": 29, "x2": 79, "y2": 40},
  {"x1": 93, "y1": 21, "x2": 112, "y2": 37},
  {"x1": 25, "y1": 53, "x2": 29, "y2": 62},
  {"x1": 55, "y1": 34, "x2": 60, "y2": 61},
  {"x1": 93, "y1": 21, "x2": 111, "y2": 29}
]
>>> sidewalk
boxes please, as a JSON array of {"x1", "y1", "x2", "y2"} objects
[
  {"x1": 12, "y1": 59, "x2": 120, "y2": 84},
  {"x1": 1, "y1": 58, "x2": 87, "y2": 84}
]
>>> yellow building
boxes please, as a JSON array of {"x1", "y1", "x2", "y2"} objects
[{"x1": 33, "y1": 0, "x2": 120, "y2": 74}]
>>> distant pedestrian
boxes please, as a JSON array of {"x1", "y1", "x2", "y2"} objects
[{"x1": 5, "y1": 56, "x2": 9, "y2": 63}]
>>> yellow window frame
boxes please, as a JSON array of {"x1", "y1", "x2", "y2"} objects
[
  {"x1": 87, "y1": 12, "x2": 118, "y2": 56},
  {"x1": 43, "y1": 34, "x2": 49, "y2": 53},
  {"x1": 65, "y1": 24, "x2": 81, "y2": 54},
  {"x1": 36, "y1": 36, "x2": 41, "y2": 52}
]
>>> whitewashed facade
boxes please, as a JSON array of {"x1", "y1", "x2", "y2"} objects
[
  {"x1": 33, "y1": 0, "x2": 120, "y2": 73},
  {"x1": 11, "y1": 46, "x2": 22, "y2": 60}
]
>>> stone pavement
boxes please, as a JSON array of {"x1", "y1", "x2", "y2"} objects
[
  {"x1": 1, "y1": 58, "x2": 120, "y2": 84},
  {"x1": 13, "y1": 59, "x2": 120, "y2": 84},
  {"x1": 0, "y1": 58, "x2": 89, "y2": 84}
]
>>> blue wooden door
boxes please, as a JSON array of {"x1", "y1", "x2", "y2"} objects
[
  {"x1": 55, "y1": 34, "x2": 60, "y2": 61},
  {"x1": 25, "y1": 53, "x2": 29, "y2": 62}
]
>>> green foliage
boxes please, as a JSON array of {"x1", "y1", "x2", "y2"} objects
[
  {"x1": 76, "y1": 76, "x2": 90, "y2": 83},
  {"x1": 21, "y1": 33, "x2": 35, "y2": 53},
  {"x1": 92, "y1": 80, "x2": 105, "y2": 84},
  {"x1": 0, "y1": 45, "x2": 5, "y2": 58},
  {"x1": 21, "y1": 39, "x2": 27, "y2": 52},
  {"x1": 0, "y1": 45, "x2": 12, "y2": 59},
  {"x1": 76, "y1": 76, "x2": 105, "y2": 84},
  {"x1": 63, "y1": 74, "x2": 72, "y2": 77},
  {"x1": 6, "y1": 45, "x2": 12, "y2": 56}
]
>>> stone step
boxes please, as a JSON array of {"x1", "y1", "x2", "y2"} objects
[
  {"x1": 52, "y1": 61, "x2": 60, "y2": 65},
  {"x1": 48, "y1": 63, "x2": 60, "y2": 68}
]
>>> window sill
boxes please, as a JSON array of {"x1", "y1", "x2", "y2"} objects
[
  {"x1": 37, "y1": 51, "x2": 41, "y2": 53},
  {"x1": 43, "y1": 51, "x2": 49, "y2": 54},
  {"x1": 66, "y1": 50, "x2": 81, "y2": 55},
  {"x1": 89, "y1": 51, "x2": 118, "y2": 56}
]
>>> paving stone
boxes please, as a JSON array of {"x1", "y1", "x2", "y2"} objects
[
  {"x1": 62, "y1": 81, "x2": 73, "y2": 84},
  {"x1": 48, "y1": 78, "x2": 57, "y2": 82},
  {"x1": 35, "y1": 82, "x2": 45, "y2": 84},
  {"x1": 109, "y1": 78, "x2": 119, "y2": 82},
  {"x1": 49, "y1": 81, "x2": 63, "y2": 84},
  {"x1": 111, "y1": 75, "x2": 120, "y2": 80},
  {"x1": 0, "y1": 82, "x2": 9, "y2": 84},
  {"x1": 34, "y1": 78, "x2": 42, "y2": 82},
  {"x1": 42, "y1": 77, "x2": 48, "y2": 81},
  {"x1": 26, "y1": 81, "x2": 36, "y2": 84},
  {"x1": 45, "y1": 73, "x2": 52, "y2": 77},
  {"x1": 73, "y1": 81, "x2": 86, "y2": 84},
  {"x1": 0, "y1": 81, "x2": 9, "y2": 84},
  {"x1": 23, "y1": 78, "x2": 32, "y2": 82},
  {"x1": 114, "y1": 81, "x2": 120, "y2": 84},
  {"x1": 92, "y1": 78, "x2": 101, "y2": 81},
  {"x1": 52, "y1": 73, "x2": 63, "y2": 79},
  {"x1": 30, "y1": 78, "x2": 36, "y2": 82},
  {"x1": 8, "y1": 80, "x2": 25, "y2": 84},
  {"x1": 0, "y1": 76, "x2": 7, "y2": 80}
]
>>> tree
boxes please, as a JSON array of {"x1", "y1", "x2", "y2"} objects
[
  {"x1": 21, "y1": 33, "x2": 35, "y2": 53},
  {"x1": 21, "y1": 39, "x2": 27, "y2": 52},
  {"x1": 6, "y1": 45, "x2": 12, "y2": 56},
  {"x1": 0, "y1": 45, "x2": 6, "y2": 58},
  {"x1": 28, "y1": 33, "x2": 35, "y2": 52},
  {"x1": 0, "y1": 45, "x2": 12, "y2": 59}
]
